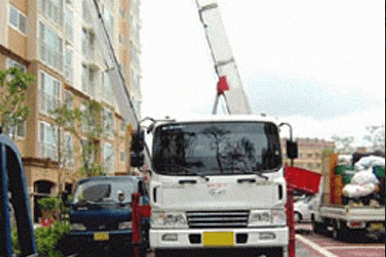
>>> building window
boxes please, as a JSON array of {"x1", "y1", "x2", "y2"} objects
[
  {"x1": 9, "y1": 5, "x2": 27, "y2": 34},
  {"x1": 39, "y1": 121, "x2": 58, "y2": 160},
  {"x1": 65, "y1": 90, "x2": 73, "y2": 109},
  {"x1": 81, "y1": 103, "x2": 97, "y2": 133},
  {"x1": 130, "y1": 44, "x2": 140, "y2": 69},
  {"x1": 103, "y1": 108, "x2": 114, "y2": 137},
  {"x1": 102, "y1": 72, "x2": 114, "y2": 104},
  {"x1": 102, "y1": 8, "x2": 114, "y2": 39},
  {"x1": 4, "y1": 119, "x2": 25, "y2": 139},
  {"x1": 64, "y1": 6, "x2": 73, "y2": 42},
  {"x1": 81, "y1": 28, "x2": 88, "y2": 55},
  {"x1": 39, "y1": 0, "x2": 63, "y2": 27},
  {"x1": 81, "y1": 64, "x2": 97, "y2": 97},
  {"x1": 81, "y1": 138, "x2": 94, "y2": 167},
  {"x1": 131, "y1": 69, "x2": 141, "y2": 92},
  {"x1": 130, "y1": 16, "x2": 140, "y2": 43},
  {"x1": 7, "y1": 58, "x2": 26, "y2": 72},
  {"x1": 39, "y1": 22, "x2": 63, "y2": 72},
  {"x1": 103, "y1": 142, "x2": 114, "y2": 174},
  {"x1": 80, "y1": 104, "x2": 88, "y2": 132},
  {"x1": 64, "y1": 133, "x2": 74, "y2": 167},
  {"x1": 65, "y1": 47, "x2": 73, "y2": 83},
  {"x1": 39, "y1": 70, "x2": 62, "y2": 116}
]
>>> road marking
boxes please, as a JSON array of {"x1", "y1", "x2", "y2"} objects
[
  {"x1": 325, "y1": 246, "x2": 385, "y2": 250},
  {"x1": 296, "y1": 234, "x2": 339, "y2": 257}
]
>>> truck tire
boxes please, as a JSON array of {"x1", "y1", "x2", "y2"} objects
[
  {"x1": 332, "y1": 220, "x2": 348, "y2": 241},
  {"x1": 155, "y1": 249, "x2": 175, "y2": 257},
  {"x1": 311, "y1": 216, "x2": 324, "y2": 234},
  {"x1": 295, "y1": 212, "x2": 302, "y2": 223}
]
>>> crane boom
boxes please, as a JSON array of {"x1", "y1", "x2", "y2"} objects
[
  {"x1": 84, "y1": 0, "x2": 139, "y2": 129},
  {"x1": 195, "y1": 0, "x2": 252, "y2": 115}
]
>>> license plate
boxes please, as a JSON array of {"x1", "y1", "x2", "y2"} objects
[
  {"x1": 94, "y1": 232, "x2": 109, "y2": 241},
  {"x1": 370, "y1": 223, "x2": 384, "y2": 230},
  {"x1": 203, "y1": 232, "x2": 234, "y2": 247}
]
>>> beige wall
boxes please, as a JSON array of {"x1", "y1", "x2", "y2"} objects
[
  {"x1": 0, "y1": 3, "x2": 7, "y2": 46},
  {"x1": 9, "y1": 0, "x2": 29, "y2": 14},
  {"x1": 8, "y1": 28, "x2": 28, "y2": 58}
]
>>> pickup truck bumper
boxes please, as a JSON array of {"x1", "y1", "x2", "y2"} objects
[
  {"x1": 67, "y1": 230, "x2": 133, "y2": 249},
  {"x1": 150, "y1": 227, "x2": 288, "y2": 249}
]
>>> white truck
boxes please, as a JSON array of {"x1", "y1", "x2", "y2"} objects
[
  {"x1": 311, "y1": 154, "x2": 385, "y2": 241},
  {"x1": 84, "y1": 0, "x2": 298, "y2": 255},
  {"x1": 146, "y1": 115, "x2": 295, "y2": 256}
]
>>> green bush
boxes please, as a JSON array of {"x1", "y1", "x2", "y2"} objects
[{"x1": 12, "y1": 221, "x2": 70, "y2": 256}]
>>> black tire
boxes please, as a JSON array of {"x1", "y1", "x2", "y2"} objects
[
  {"x1": 311, "y1": 216, "x2": 324, "y2": 234},
  {"x1": 332, "y1": 220, "x2": 348, "y2": 241},
  {"x1": 155, "y1": 249, "x2": 174, "y2": 257},
  {"x1": 295, "y1": 212, "x2": 302, "y2": 223}
]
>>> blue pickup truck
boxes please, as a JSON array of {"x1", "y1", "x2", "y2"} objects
[{"x1": 66, "y1": 176, "x2": 148, "y2": 256}]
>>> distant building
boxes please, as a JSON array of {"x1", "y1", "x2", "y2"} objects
[{"x1": 281, "y1": 138, "x2": 335, "y2": 174}]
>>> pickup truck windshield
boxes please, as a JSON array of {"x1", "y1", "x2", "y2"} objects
[
  {"x1": 72, "y1": 178, "x2": 138, "y2": 207},
  {"x1": 153, "y1": 122, "x2": 282, "y2": 176}
]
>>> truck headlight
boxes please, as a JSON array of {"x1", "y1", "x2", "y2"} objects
[
  {"x1": 118, "y1": 221, "x2": 132, "y2": 230},
  {"x1": 151, "y1": 212, "x2": 188, "y2": 228},
  {"x1": 71, "y1": 223, "x2": 86, "y2": 231},
  {"x1": 249, "y1": 209, "x2": 286, "y2": 227},
  {"x1": 249, "y1": 210, "x2": 271, "y2": 226}
]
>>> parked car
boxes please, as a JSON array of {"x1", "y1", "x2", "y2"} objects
[
  {"x1": 294, "y1": 195, "x2": 317, "y2": 223},
  {"x1": 64, "y1": 176, "x2": 149, "y2": 256}
]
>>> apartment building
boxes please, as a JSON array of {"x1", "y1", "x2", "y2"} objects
[
  {"x1": 282, "y1": 138, "x2": 335, "y2": 174},
  {"x1": 0, "y1": 0, "x2": 142, "y2": 221}
]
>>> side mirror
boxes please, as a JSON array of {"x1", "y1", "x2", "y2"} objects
[
  {"x1": 131, "y1": 130, "x2": 146, "y2": 168},
  {"x1": 286, "y1": 140, "x2": 298, "y2": 159}
]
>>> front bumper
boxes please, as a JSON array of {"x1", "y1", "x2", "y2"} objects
[
  {"x1": 68, "y1": 230, "x2": 133, "y2": 248},
  {"x1": 150, "y1": 227, "x2": 288, "y2": 249}
]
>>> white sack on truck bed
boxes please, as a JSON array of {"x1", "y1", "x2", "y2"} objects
[
  {"x1": 342, "y1": 183, "x2": 378, "y2": 198},
  {"x1": 351, "y1": 168, "x2": 380, "y2": 186},
  {"x1": 354, "y1": 155, "x2": 385, "y2": 171},
  {"x1": 342, "y1": 167, "x2": 380, "y2": 198}
]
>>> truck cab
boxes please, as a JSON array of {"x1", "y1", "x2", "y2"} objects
[
  {"x1": 147, "y1": 115, "x2": 290, "y2": 256},
  {"x1": 66, "y1": 176, "x2": 148, "y2": 255}
]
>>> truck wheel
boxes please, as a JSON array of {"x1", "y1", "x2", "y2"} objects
[
  {"x1": 312, "y1": 217, "x2": 324, "y2": 234},
  {"x1": 295, "y1": 212, "x2": 302, "y2": 223},
  {"x1": 155, "y1": 249, "x2": 174, "y2": 257},
  {"x1": 332, "y1": 221, "x2": 347, "y2": 241}
]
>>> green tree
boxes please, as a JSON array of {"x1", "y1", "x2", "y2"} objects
[
  {"x1": 80, "y1": 99, "x2": 113, "y2": 177},
  {"x1": 331, "y1": 135, "x2": 354, "y2": 154},
  {"x1": 363, "y1": 125, "x2": 385, "y2": 152},
  {"x1": 50, "y1": 102, "x2": 82, "y2": 195},
  {"x1": 0, "y1": 67, "x2": 34, "y2": 137}
]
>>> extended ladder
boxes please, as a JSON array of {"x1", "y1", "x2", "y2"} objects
[{"x1": 195, "y1": 0, "x2": 252, "y2": 115}]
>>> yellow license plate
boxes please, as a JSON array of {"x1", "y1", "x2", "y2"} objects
[
  {"x1": 94, "y1": 232, "x2": 109, "y2": 241},
  {"x1": 203, "y1": 232, "x2": 234, "y2": 247},
  {"x1": 370, "y1": 223, "x2": 384, "y2": 230}
]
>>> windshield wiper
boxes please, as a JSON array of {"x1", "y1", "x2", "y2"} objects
[
  {"x1": 170, "y1": 163, "x2": 209, "y2": 181},
  {"x1": 234, "y1": 167, "x2": 269, "y2": 180}
]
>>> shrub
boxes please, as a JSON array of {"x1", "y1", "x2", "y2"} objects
[{"x1": 12, "y1": 221, "x2": 70, "y2": 256}]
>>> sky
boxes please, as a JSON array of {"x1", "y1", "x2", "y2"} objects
[{"x1": 139, "y1": 0, "x2": 385, "y2": 146}]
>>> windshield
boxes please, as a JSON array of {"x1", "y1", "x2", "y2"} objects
[
  {"x1": 72, "y1": 178, "x2": 138, "y2": 206},
  {"x1": 153, "y1": 122, "x2": 282, "y2": 176}
]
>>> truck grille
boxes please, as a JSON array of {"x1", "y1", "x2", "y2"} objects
[{"x1": 187, "y1": 210, "x2": 250, "y2": 228}]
